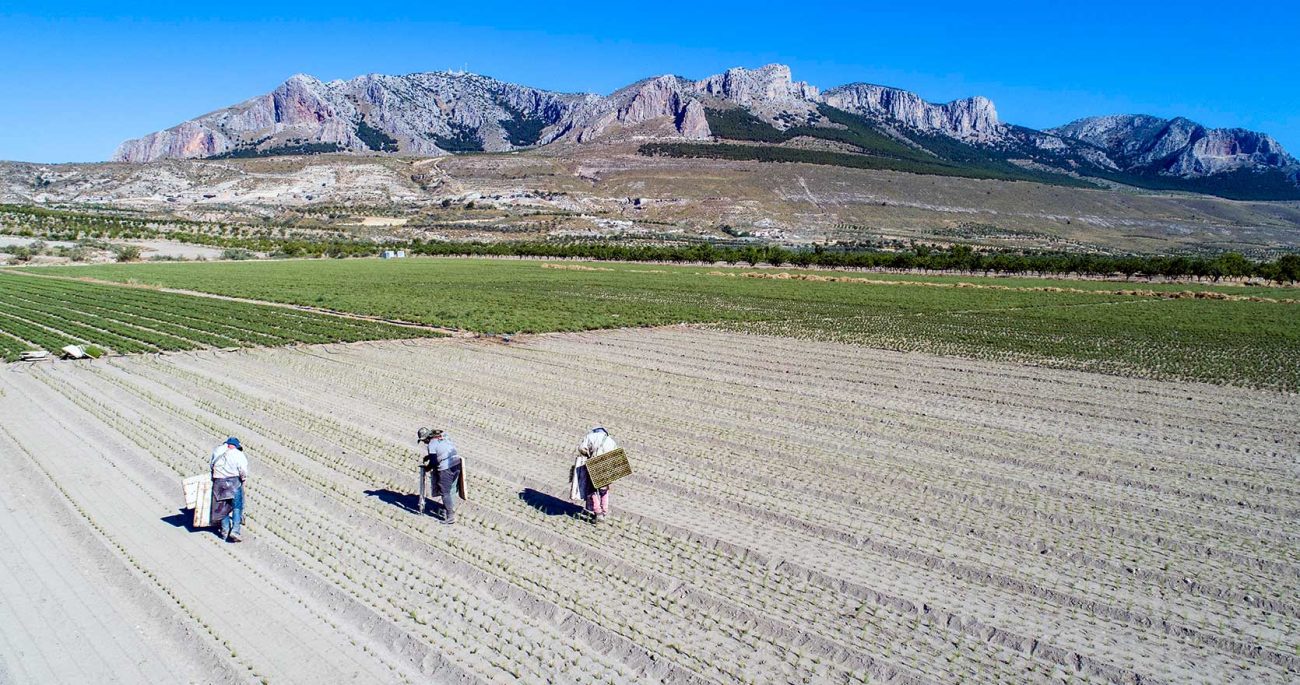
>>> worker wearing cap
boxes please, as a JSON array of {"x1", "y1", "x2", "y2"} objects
[
  {"x1": 572, "y1": 427, "x2": 618, "y2": 523},
  {"x1": 210, "y1": 437, "x2": 249, "y2": 542},
  {"x1": 418, "y1": 428, "x2": 462, "y2": 525}
]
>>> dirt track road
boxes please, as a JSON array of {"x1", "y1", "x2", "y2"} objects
[{"x1": 1, "y1": 328, "x2": 1297, "y2": 684}]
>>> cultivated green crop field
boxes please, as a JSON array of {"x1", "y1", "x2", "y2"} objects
[
  {"x1": 738, "y1": 270, "x2": 1299, "y2": 297},
  {"x1": 37, "y1": 258, "x2": 1300, "y2": 390},
  {"x1": 0, "y1": 270, "x2": 440, "y2": 362}
]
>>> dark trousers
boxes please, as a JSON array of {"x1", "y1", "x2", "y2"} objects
[
  {"x1": 436, "y1": 461, "x2": 462, "y2": 521},
  {"x1": 211, "y1": 477, "x2": 243, "y2": 535}
]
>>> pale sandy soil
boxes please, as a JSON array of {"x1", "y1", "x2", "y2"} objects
[
  {"x1": 6, "y1": 155, "x2": 1300, "y2": 254},
  {"x1": 125, "y1": 240, "x2": 227, "y2": 260},
  {"x1": 353, "y1": 216, "x2": 410, "y2": 227},
  {"x1": 0, "y1": 237, "x2": 78, "y2": 249},
  {"x1": 1, "y1": 328, "x2": 1297, "y2": 684},
  {"x1": 0, "y1": 236, "x2": 224, "y2": 262}
]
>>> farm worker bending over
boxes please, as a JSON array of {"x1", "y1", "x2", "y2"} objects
[
  {"x1": 210, "y1": 437, "x2": 249, "y2": 543},
  {"x1": 571, "y1": 427, "x2": 618, "y2": 523},
  {"x1": 419, "y1": 428, "x2": 462, "y2": 525}
]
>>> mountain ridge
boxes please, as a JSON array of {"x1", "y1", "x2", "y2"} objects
[
  {"x1": 1048, "y1": 114, "x2": 1297, "y2": 179},
  {"x1": 113, "y1": 64, "x2": 1300, "y2": 200}
]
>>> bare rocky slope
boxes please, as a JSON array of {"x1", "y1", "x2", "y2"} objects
[
  {"x1": 6, "y1": 149, "x2": 1300, "y2": 256},
  {"x1": 113, "y1": 64, "x2": 1300, "y2": 200}
]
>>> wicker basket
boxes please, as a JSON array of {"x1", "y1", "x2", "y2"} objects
[{"x1": 586, "y1": 448, "x2": 632, "y2": 489}]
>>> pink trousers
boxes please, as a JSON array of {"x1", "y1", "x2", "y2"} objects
[{"x1": 586, "y1": 487, "x2": 610, "y2": 515}]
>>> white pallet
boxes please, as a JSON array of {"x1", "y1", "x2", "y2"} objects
[{"x1": 182, "y1": 475, "x2": 212, "y2": 528}]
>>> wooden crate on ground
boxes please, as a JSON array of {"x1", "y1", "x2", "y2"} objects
[
  {"x1": 182, "y1": 475, "x2": 206, "y2": 509},
  {"x1": 586, "y1": 448, "x2": 632, "y2": 489},
  {"x1": 183, "y1": 475, "x2": 213, "y2": 528}
]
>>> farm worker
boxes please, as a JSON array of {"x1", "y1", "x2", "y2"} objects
[
  {"x1": 571, "y1": 427, "x2": 618, "y2": 523},
  {"x1": 210, "y1": 437, "x2": 249, "y2": 542},
  {"x1": 419, "y1": 428, "x2": 462, "y2": 525}
]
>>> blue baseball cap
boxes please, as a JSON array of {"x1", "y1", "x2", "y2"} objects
[{"x1": 226, "y1": 437, "x2": 242, "y2": 449}]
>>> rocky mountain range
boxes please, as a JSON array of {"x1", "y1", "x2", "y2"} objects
[
  {"x1": 114, "y1": 64, "x2": 1300, "y2": 199},
  {"x1": 1047, "y1": 115, "x2": 1295, "y2": 178}
]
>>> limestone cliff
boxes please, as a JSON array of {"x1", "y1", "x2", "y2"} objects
[
  {"x1": 823, "y1": 84, "x2": 1003, "y2": 142},
  {"x1": 112, "y1": 65, "x2": 1298, "y2": 190},
  {"x1": 1049, "y1": 115, "x2": 1299, "y2": 179}
]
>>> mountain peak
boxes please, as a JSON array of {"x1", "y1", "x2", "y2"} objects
[
  {"x1": 694, "y1": 63, "x2": 819, "y2": 106},
  {"x1": 107, "y1": 64, "x2": 1299, "y2": 196},
  {"x1": 111, "y1": 64, "x2": 1008, "y2": 162},
  {"x1": 823, "y1": 83, "x2": 1002, "y2": 142},
  {"x1": 1050, "y1": 114, "x2": 1296, "y2": 178}
]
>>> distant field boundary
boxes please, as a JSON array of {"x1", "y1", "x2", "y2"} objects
[
  {"x1": 398, "y1": 252, "x2": 1300, "y2": 288},
  {"x1": 24, "y1": 250, "x2": 1291, "y2": 291},
  {"x1": 8, "y1": 250, "x2": 1298, "y2": 290},
  {"x1": 703, "y1": 270, "x2": 1300, "y2": 303}
]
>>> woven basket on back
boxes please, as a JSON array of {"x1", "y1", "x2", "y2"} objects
[{"x1": 586, "y1": 448, "x2": 632, "y2": 489}]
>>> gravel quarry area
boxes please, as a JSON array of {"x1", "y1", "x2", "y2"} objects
[{"x1": 1, "y1": 327, "x2": 1297, "y2": 684}]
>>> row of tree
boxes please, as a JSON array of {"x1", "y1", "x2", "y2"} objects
[
  {"x1": 393, "y1": 241, "x2": 1299, "y2": 284},
  {"x1": 20, "y1": 222, "x2": 1294, "y2": 284}
]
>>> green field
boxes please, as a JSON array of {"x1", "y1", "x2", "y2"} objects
[
  {"x1": 0, "y1": 271, "x2": 440, "y2": 361},
  {"x1": 701, "y1": 268, "x2": 1298, "y2": 297},
  {"x1": 41, "y1": 258, "x2": 1300, "y2": 390}
]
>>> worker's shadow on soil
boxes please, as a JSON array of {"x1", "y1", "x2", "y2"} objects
[
  {"x1": 160, "y1": 509, "x2": 209, "y2": 534},
  {"x1": 363, "y1": 488, "x2": 447, "y2": 518},
  {"x1": 518, "y1": 488, "x2": 585, "y2": 517}
]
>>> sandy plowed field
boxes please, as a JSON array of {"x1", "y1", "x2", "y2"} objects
[{"x1": 1, "y1": 328, "x2": 1297, "y2": 684}]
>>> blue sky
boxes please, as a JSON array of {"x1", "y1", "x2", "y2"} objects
[{"x1": 2, "y1": 1, "x2": 1297, "y2": 163}]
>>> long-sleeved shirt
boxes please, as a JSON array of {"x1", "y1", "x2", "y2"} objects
[
  {"x1": 210, "y1": 444, "x2": 249, "y2": 480},
  {"x1": 425, "y1": 438, "x2": 461, "y2": 471},
  {"x1": 571, "y1": 431, "x2": 619, "y2": 500},
  {"x1": 576, "y1": 431, "x2": 618, "y2": 466}
]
